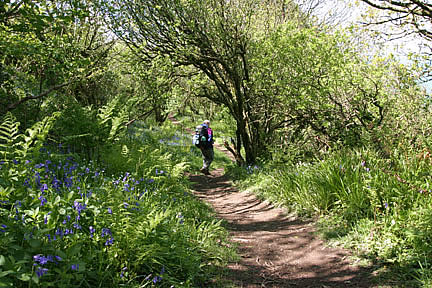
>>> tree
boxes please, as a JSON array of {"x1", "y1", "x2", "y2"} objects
[
  {"x1": 359, "y1": 0, "x2": 432, "y2": 41},
  {"x1": 358, "y1": 0, "x2": 432, "y2": 79},
  {"x1": 108, "y1": 0, "x2": 310, "y2": 164},
  {"x1": 0, "y1": 0, "x2": 115, "y2": 120}
]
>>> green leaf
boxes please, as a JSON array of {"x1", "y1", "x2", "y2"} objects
[
  {"x1": 0, "y1": 270, "x2": 13, "y2": 278},
  {"x1": 68, "y1": 244, "x2": 81, "y2": 256},
  {"x1": 17, "y1": 273, "x2": 31, "y2": 281},
  {"x1": 0, "y1": 255, "x2": 5, "y2": 266},
  {"x1": 29, "y1": 239, "x2": 42, "y2": 248}
]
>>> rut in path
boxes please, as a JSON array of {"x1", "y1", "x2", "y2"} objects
[{"x1": 170, "y1": 116, "x2": 377, "y2": 287}]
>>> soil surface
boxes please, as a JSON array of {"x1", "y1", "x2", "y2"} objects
[
  {"x1": 171, "y1": 116, "x2": 378, "y2": 287},
  {"x1": 190, "y1": 168, "x2": 376, "y2": 288}
]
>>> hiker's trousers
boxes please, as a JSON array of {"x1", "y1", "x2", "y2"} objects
[{"x1": 201, "y1": 147, "x2": 214, "y2": 170}]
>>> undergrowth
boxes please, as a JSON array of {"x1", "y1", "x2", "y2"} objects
[{"x1": 0, "y1": 114, "x2": 236, "y2": 287}]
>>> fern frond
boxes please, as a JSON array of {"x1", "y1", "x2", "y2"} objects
[
  {"x1": 98, "y1": 98, "x2": 120, "y2": 125},
  {"x1": 20, "y1": 112, "x2": 60, "y2": 157},
  {"x1": 0, "y1": 113, "x2": 21, "y2": 161},
  {"x1": 98, "y1": 97, "x2": 128, "y2": 142}
]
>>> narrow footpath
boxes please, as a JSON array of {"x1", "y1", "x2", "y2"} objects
[
  {"x1": 170, "y1": 116, "x2": 378, "y2": 288},
  {"x1": 190, "y1": 168, "x2": 375, "y2": 288}
]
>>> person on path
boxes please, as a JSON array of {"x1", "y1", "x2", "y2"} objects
[{"x1": 200, "y1": 120, "x2": 214, "y2": 175}]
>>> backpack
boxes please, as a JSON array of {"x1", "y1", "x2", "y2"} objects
[{"x1": 192, "y1": 124, "x2": 209, "y2": 148}]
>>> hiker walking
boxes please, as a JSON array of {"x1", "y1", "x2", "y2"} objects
[{"x1": 192, "y1": 120, "x2": 214, "y2": 175}]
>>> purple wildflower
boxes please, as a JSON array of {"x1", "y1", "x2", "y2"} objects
[
  {"x1": 33, "y1": 255, "x2": 50, "y2": 265},
  {"x1": 104, "y1": 237, "x2": 114, "y2": 246},
  {"x1": 36, "y1": 267, "x2": 48, "y2": 278},
  {"x1": 71, "y1": 264, "x2": 79, "y2": 271},
  {"x1": 89, "y1": 226, "x2": 95, "y2": 237},
  {"x1": 39, "y1": 196, "x2": 47, "y2": 207},
  {"x1": 101, "y1": 228, "x2": 112, "y2": 237}
]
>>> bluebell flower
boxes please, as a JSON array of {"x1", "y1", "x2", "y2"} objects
[
  {"x1": 0, "y1": 224, "x2": 7, "y2": 232},
  {"x1": 107, "y1": 207, "x2": 112, "y2": 214},
  {"x1": 64, "y1": 177, "x2": 73, "y2": 188},
  {"x1": 89, "y1": 226, "x2": 95, "y2": 237},
  {"x1": 36, "y1": 267, "x2": 48, "y2": 278},
  {"x1": 101, "y1": 228, "x2": 112, "y2": 237},
  {"x1": 55, "y1": 228, "x2": 63, "y2": 237},
  {"x1": 104, "y1": 237, "x2": 114, "y2": 246},
  {"x1": 71, "y1": 264, "x2": 79, "y2": 271},
  {"x1": 153, "y1": 275, "x2": 162, "y2": 284},
  {"x1": 39, "y1": 196, "x2": 47, "y2": 207},
  {"x1": 35, "y1": 163, "x2": 44, "y2": 169},
  {"x1": 23, "y1": 178, "x2": 31, "y2": 188},
  {"x1": 120, "y1": 266, "x2": 127, "y2": 278},
  {"x1": 33, "y1": 255, "x2": 50, "y2": 265},
  {"x1": 178, "y1": 213, "x2": 184, "y2": 224},
  {"x1": 74, "y1": 201, "x2": 87, "y2": 215},
  {"x1": 52, "y1": 177, "x2": 61, "y2": 190}
]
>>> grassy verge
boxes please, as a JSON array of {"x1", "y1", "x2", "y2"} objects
[{"x1": 227, "y1": 148, "x2": 432, "y2": 287}]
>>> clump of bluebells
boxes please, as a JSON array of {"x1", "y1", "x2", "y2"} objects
[
  {"x1": 0, "y1": 146, "x2": 163, "y2": 285},
  {"x1": 0, "y1": 142, "x2": 232, "y2": 287}
]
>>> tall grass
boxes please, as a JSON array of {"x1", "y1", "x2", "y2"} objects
[{"x1": 231, "y1": 147, "x2": 432, "y2": 286}]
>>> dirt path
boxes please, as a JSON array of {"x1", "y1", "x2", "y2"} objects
[
  {"x1": 191, "y1": 169, "x2": 376, "y2": 288},
  {"x1": 170, "y1": 116, "x2": 377, "y2": 287}
]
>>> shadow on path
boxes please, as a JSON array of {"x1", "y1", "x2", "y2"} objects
[{"x1": 189, "y1": 171, "x2": 378, "y2": 288}]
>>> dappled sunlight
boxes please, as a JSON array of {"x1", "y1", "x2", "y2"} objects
[{"x1": 188, "y1": 163, "x2": 378, "y2": 287}]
